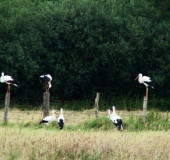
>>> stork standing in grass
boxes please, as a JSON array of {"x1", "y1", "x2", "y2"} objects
[
  {"x1": 39, "y1": 110, "x2": 57, "y2": 125},
  {"x1": 135, "y1": 73, "x2": 155, "y2": 98},
  {"x1": 40, "y1": 74, "x2": 52, "y2": 93},
  {"x1": 107, "y1": 106, "x2": 123, "y2": 131},
  {"x1": 58, "y1": 108, "x2": 65, "y2": 130},
  {"x1": 0, "y1": 72, "x2": 17, "y2": 94}
]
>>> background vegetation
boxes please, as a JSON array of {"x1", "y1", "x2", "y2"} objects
[{"x1": 0, "y1": 0, "x2": 170, "y2": 110}]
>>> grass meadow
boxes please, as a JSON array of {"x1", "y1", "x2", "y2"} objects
[{"x1": 1, "y1": 108, "x2": 170, "y2": 160}]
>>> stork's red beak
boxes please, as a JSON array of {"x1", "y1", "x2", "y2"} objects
[{"x1": 135, "y1": 75, "x2": 139, "y2": 80}]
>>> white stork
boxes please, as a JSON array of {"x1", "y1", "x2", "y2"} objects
[
  {"x1": 39, "y1": 110, "x2": 57, "y2": 125},
  {"x1": 0, "y1": 72, "x2": 17, "y2": 94},
  {"x1": 40, "y1": 74, "x2": 52, "y2": 93},
  {"x1": 107, "y1": 106, "x2": 123, "y2": 131},
  {"x1": 135, "y1": 73, "x2": 155, "y2": 98},
  {"x1": 58, "y1": 108, "x2": 65, "y2": 130}
]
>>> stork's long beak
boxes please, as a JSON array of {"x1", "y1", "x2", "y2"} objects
[{"x1": 135, "y1": 76, "x2": 139, "y2": 81}]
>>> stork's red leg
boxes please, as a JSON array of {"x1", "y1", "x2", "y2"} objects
[
  {"x1": 45, "y1": 83, "x2": 48, "y2": 92},
  {"x1": 9, "y1": 85, "x2": 11, "y2": 94},
  {"x1": 7, "y1": 85, "x2": 10, "y2": 94},
  {"x1": 145, "y1": 86, "x2": 148, "y2": 98},
  {"x1": 47, "y1": 85, "x2": 49, "y2": 93},
  {"x1": 45, "y1": 83, "x2": 49, "y2": 93}
]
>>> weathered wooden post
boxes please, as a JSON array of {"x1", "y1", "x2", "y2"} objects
[
  {"x1": 94, "y1": 92, "x2": 100, "y2": 119},
  {"x1": 4, "y1": 93, "x2": 10, "y2": 122},
  {"x1": 142, "y1": 97, "x2": 148, "y2": 123},
  {"x1": 43, "y1": 92, "x2": 50, "y2": 118},
  {"x1": 142, "y1": 87, "x2": 148, "y2": 123}
]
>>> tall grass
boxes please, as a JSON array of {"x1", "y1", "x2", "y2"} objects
[
  {"x1": 1, "y1": 127, "x2": 170, "y2": 160},
  {"x1": 1, "y1": 109, "x2": 170, "y2": 159}
]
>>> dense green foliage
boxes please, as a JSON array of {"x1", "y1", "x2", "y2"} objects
[{"x1": 0, "y1": 0, "x2": 170, "y2": 109}]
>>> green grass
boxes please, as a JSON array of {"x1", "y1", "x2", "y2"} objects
[
  {"x1": 76, "y1": 110, "x2": 170, "y2": 132},
  {"x1": 1, "y1": 110, "x2": 170, "y2": 132}
]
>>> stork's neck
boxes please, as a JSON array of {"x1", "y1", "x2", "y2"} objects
[
  {"x1": 0, "y1": 73, "x2": 4, "y2": 82},
  {"x1": 48, "y1": 82, "x2": 52, "y2": 88},
  {"x1": 107, "y1": 110, "x2": 111, "y2": 118},
  {"x1": 112, "y1": 107, "x2": 116, "y2": 114},
  {"x1": 60, "y1": 109, "x2": 63, "y2": 115},
  {"x1": 138, "y1": 74, "x2": 142, "y2": 82}
]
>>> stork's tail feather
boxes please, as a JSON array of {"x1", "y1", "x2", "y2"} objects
[
  {"x1": 120, "y1": 125, "x2": 123, "y2": 131},
  {"x1": 151, "y1": 82, "x2": 155, "y2": 89},
  {"x1": 58, "y1": 119, "x2": 64, "y2": 130},
  {"x1": 117, "y1": 119, "x2": 123, "y2": 131}
]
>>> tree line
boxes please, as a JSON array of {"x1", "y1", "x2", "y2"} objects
[{"x1": 0, "y1": 0, "x2": 170, "y2": 106}]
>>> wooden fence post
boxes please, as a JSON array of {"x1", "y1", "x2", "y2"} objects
[
  {"x1": 94, "y1": 92, "x2": 100, "y2": 119},
  {"x1": 43, "y1": 92, "x2": 50, "y2": 118},
  {"x1": 4, "y1": 93, "x2": 10, "y2": 122},
  {"x1": 142, "y1": 97, "x2": 148, "y2": 123}
]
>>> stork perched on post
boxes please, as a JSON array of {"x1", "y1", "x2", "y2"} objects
[
  {"x1": 135, "y1": 73, "x2": 155, "y2": 98},
  {"x1": 0, "y1": 72, "x2": 17, "y2": 94},
  {"x1": 40, "y1": 74, "x2": 52, "y2": 93},
  {"x1": 107, "y1": 106, "x2": 123, "y2": 131}
]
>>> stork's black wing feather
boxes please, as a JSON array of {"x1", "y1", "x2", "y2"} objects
[{"x1": 144, "y1": 81, "x2": 155, "y2": 89}]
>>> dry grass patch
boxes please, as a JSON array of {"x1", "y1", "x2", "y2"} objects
[{"x1": 1, "y1": 127, "x2": 170, "y2": 160}]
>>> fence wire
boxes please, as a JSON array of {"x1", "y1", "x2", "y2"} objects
[
  {"x1": 0, "y1": 96, "x2": 170, "y2": 124},
  {"x1": 0, "y1": 110, "x2": 169, "y2": 124}
]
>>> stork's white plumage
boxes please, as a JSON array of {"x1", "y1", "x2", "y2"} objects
[
  {"x1": 58, "y1": 108, "x2": 64, "y2": 130},
  {"x1": 40, "y1": 74, "x2": 52, "y2": 92},
  {"x1": 0, "y1": 72, "x2": 17, "y2": 94},
  {"x1": 135, "y1": 73, "x2": 155, "y2": 98},
  {"x1": 39, "y1": 110, "x2": 57, "y2": 125},
  {"x1": 107, "y1": 106, "x2": 123, "y2": 131}
]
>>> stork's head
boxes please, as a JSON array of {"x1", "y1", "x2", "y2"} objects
[
  {"x1": 0, "y1": 72, "x2": 4, "y2": 82},
  {"x1": 52, "y1": 110, "x2": 57, "y2": 115},
  {"x1": 107, "y1": 109, "x2": 110, "y2": 115},
  {"x1": 135, "y1": 73, "x2": 142, "y2": 80}
]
